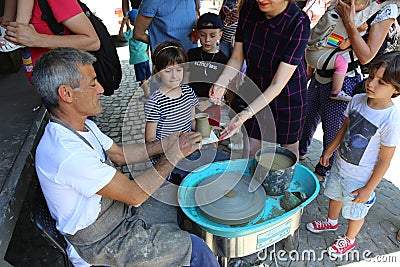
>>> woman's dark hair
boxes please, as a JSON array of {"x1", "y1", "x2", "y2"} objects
[
  {"x1": 368, "y1": 51, "x2": 400, "y2": 97},
  {"x1": 152, "y1": 41, "x2": 188, "y2": 73}
]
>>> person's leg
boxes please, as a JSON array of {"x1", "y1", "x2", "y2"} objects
[
  {"x1": 328, "y1": 199, "x2": 342, "y2": 220},
  {"x1": 330, "y1": 55, "x2": 351, "y2": 101},
  {"x1": 187, "y1": 234, "x2": 219, "y2": 267},
  {"x1": 140, "y1": 80, "x2": 150, "y2": 98},
  {"x1": 134, "y1": 61, "x2": 150, "y2": 99},
  {"x1": 299, "y1": 76, "x2": 322, "y2": 158},
  {"x1": 346, "y1": 218, "x2": 364, "y2": 240},
  {"x1": 315, "y1": 76, "x2": 360, "y2": 177},
  {"x1": 143, "y1": 60, "x2": 151, "y2": 98}
]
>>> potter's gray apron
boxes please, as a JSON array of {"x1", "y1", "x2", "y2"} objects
[{"x1": 66, "y1": 197, "x2": 192, "y2": 267}]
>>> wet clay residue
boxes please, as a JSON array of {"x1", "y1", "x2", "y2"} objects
[{"x1": 280, "y1": 192, "x2": 305, "y2": 212}]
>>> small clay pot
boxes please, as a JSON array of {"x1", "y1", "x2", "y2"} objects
[{"x1": 195, "y1": 113, "x2": 211, "y2": 138}]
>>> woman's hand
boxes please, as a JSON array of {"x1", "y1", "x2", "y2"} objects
[
  {"x1": 209, "y1": 84, "x2": 226, "y2": 105},
  {"x1": 5, "y1": 22, "x2": 36, "y2": 46},
  {"x1": 336, "y1": 0, "x2": 356, "y2": 26},
  {"x1": 219, "y1": 111, "x2": 250, "y2": 140}
]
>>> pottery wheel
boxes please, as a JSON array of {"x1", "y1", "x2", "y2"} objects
[{"x1": 194, "y1": 173, "x2": 266, "y2": 225}]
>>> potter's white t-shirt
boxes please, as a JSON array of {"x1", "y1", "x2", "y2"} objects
[{"x1": 35, "y1": 119, "x2": 116, "y2": 235}]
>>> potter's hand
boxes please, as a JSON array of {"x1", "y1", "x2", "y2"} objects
[
  {"x1": 219, "y1": 111, "x2": 249, "y2": 140},
  {"x1": 319, "y1": 149, "x2": 333, "y2": 167},
  {"x1": 209, "y1": 84, "x2": 226, "y2": 105},
  {"x1": 336, "y1": 0, "x2": 356, "y2": 26},
  {"x1": 163, "y1": 132, "x2": 202, "y2": 165}
]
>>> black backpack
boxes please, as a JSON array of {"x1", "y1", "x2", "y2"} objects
[{"x1": 38, "y1": 0, "x2": 122, "y2": 96}]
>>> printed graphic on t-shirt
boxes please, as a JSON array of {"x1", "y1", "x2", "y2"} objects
[{"x1": 339, "y1": 110, "x2": 377, "y2": 165}]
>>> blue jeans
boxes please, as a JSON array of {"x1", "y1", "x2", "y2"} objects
[{"x1": 187, "y1": 234, "x2": 220, "y2": 267}]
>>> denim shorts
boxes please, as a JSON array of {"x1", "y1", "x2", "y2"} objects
[{"x1": 324, "y1": 166, "x2": 376, "y2": 221}]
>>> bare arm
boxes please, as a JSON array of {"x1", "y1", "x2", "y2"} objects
[
  {"x1": 220, "y1": 61, "x2": 297, "y2": 139},
  {"x1": 119, "y1": 16, "x2": 129, "y2": 39},
  {"x1": 5, "y1": 12, "x2": 100, "y2": 51},
  {"x1": 352, "y1": 145, "x2": 396, "y2": 203},
  {"x1": 145, "y1": 121, "x2": 157, "y2": 143},
  {"x1": 0, "y1": 0, "x2": 17, "y2": 24},
  {"x1": 209, "y1": 42, "x2": 244, "y2": 103},
  {"x1": 133, "y1": 14, "x2": 152, "y2": 44},
  {"x1": 97, "y1": 132, "x2": 202, "y2": 207},
  {"x1": 16, "y1": 0, "x2": 34, "y2": 24},
  {"x1": 107, "y1": 132, "x2": 175, "y2": 166},
  {"x1": 122, "y1": 0, "x2": 130, "y2": 16},
  {"x1": 336, "y1": 0, "x2": 394, "y2": 65}
]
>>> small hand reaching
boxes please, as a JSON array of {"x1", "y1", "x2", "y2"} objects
[{"x1": 319, "y1": 149, "x2": 333, "y2": 167}]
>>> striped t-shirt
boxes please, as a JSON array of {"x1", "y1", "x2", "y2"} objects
[{"x1": 145, "y1": 84, "x2": 199, "y2": 140}]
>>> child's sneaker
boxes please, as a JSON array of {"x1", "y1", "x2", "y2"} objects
[
  {"x1": 306, "y1": 218, "x2": 338, "y2": 233},
  {"x1": 329, "y1": 91, "x2": 352, "y2": 101},
  {"x1": 327, "y1": 235, "x2": 356, "y2": 256}
]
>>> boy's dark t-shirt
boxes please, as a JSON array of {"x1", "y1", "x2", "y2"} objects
[{"x1": 187, "y1": 47, "x2": 228, "y2": 98}]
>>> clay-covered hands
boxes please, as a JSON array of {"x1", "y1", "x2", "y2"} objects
[
  {"x1": 209, "y1": 83, "x2": 226, "y2": 105},
  {"x1": 162, "y1": 132, "x2": 202, "y2": 165},
  {"x1": 219, "y1": 111, "x2": 250, "y2": 141}
]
